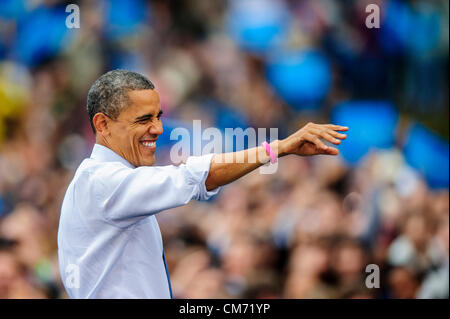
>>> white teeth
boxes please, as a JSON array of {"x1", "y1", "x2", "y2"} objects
[{"x1": 141, "y1": 141, "x2": 156, "y2": 147}]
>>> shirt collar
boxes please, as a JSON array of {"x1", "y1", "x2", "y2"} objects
[{"x1": 90, "y1": 143, "x2": 135, "y2": 169}]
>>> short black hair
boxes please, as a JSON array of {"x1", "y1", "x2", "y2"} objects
[{"x1": 87, "y1": 70, "x2": 155, "y2": 133}]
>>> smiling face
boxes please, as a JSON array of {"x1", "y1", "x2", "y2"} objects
[{"x1": 96, "y1": 89, "x2": 164, "y2": 167}]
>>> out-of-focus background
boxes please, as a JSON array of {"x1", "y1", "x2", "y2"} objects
[{"x1": 0, "y1": 0, "x2": 448, "y2": 299}]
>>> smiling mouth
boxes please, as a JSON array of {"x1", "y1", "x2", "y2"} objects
[{"x1": 140, "y1": 140, "x2": 157, "y2": 149}]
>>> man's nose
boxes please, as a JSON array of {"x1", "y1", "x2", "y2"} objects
[{"x1": 149, "y1": 121, "x2": 163, "y2": 137}]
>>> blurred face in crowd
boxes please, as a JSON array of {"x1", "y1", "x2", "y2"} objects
[
  {"x1": 0, "y1": 252, "x2": 19, "y2": 298},
  {"x1": 223, "y1": 236, "x2": 258, "y2": 277},
  {"x1": 404, "y1": 214, "x2": 429, "y2": 250},
  {"x1": 334, "y1": 242, "x2": 365, "y2": 281},
  {"x1": 388, "y1": 267, "x2": 419, "y2": 299},
  {"x1": 95, "y1": 89, "x2": 163, "y2": 167}
]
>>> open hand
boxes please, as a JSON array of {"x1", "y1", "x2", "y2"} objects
[{"x1": 280, "y1": 122, "x2": 348, "y2": 156}]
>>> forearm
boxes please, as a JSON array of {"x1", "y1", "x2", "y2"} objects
[
  {"x1": 205, "y1": 140, "x2": 285, "y2": 191},
  {"x1": 204, "y1": 123, "x2": 348, "y2": 191}
]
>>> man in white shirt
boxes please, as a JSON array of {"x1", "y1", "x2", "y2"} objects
[{"x1": 57, "y1": 69, "x2": 348, "y2": 298}]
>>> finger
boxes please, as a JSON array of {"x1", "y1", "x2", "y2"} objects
[
  {"x1": 304, "y1": 133, "x2": 329, "y2": 151},
  {"x1": 325, "y1": 124, "x2": 348, "y2": 132},
  {"x1": 323, "y1": 146, "x2": 339, "y2": 155},
  {"x1": 326, "y1": 128, "x2": 347, "y2": 140},
  {"x1": 310, "y1": 128, "x2": 341, "y2": 145}
]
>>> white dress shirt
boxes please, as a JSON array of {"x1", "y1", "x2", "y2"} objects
[{"x1": 57, "y1": 143, "x2": 220, "y2": 298}]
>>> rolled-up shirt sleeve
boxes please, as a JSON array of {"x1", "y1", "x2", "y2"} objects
[
  {"x1": 88, "y1": 153, "x2": 220, "y2": 227},
  {"x1": 184, "y1": 153, "x2": 220, "y2": 201}
]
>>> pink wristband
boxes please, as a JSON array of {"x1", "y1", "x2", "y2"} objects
[{"x1": 261, "y1": 141, "x2": 277, "y2": 164}]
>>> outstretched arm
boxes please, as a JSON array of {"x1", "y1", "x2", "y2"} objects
[{"x1": 205, "y1": 122, "x2": 348, "y2": 191}]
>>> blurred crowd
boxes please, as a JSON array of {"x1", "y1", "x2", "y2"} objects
[
  {"x1": 163, "y1": 150, "x2": 449, "y2": 299},
  {"x1": 0, "y1": 0, "x2": 448, "y2": 298}
]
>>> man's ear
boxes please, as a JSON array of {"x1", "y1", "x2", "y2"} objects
[{"x1": 93, "y1": 113, "x2": 110, "y2": 137}]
